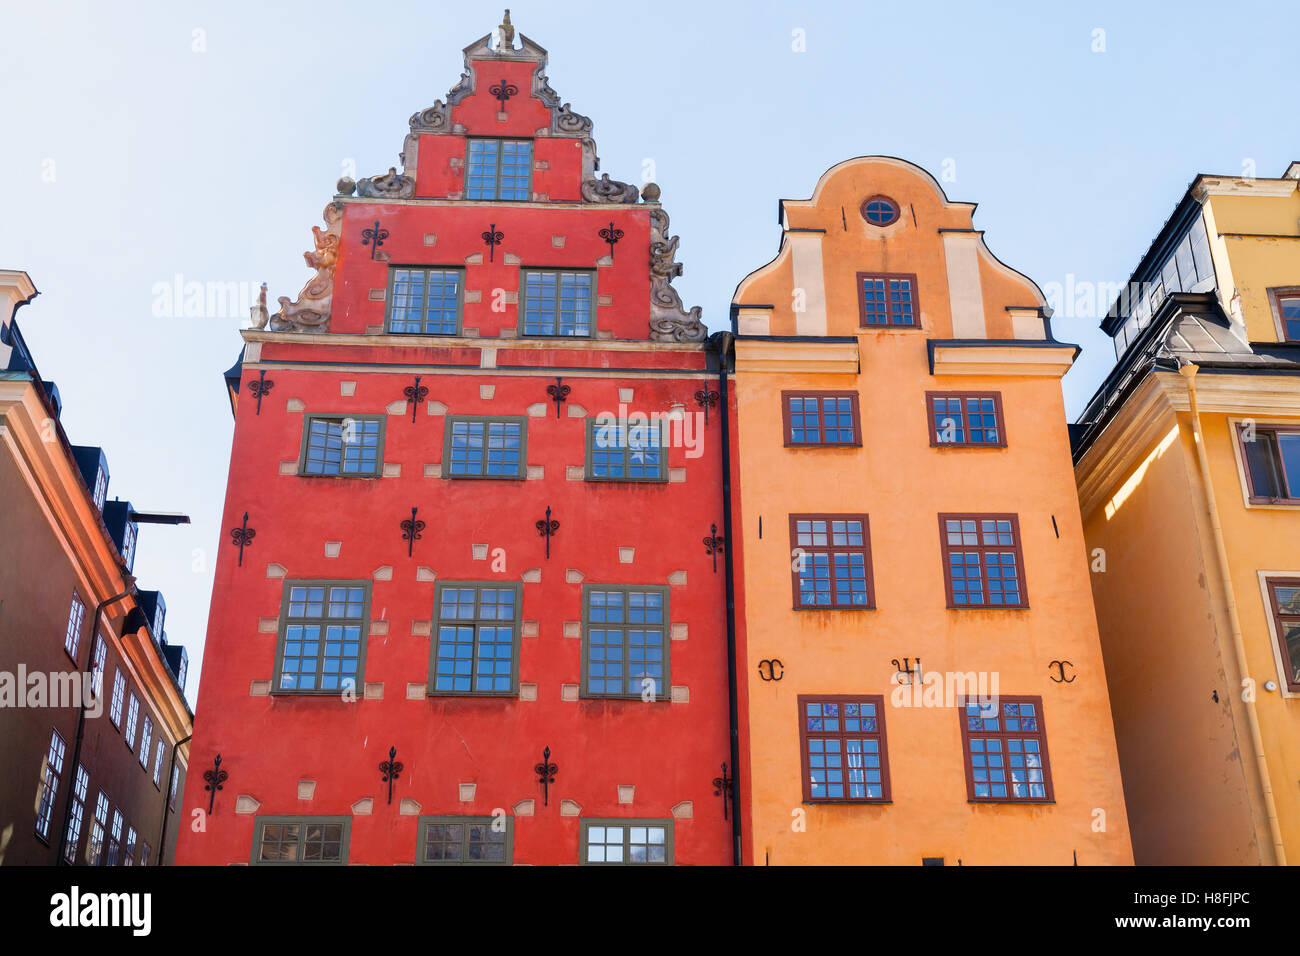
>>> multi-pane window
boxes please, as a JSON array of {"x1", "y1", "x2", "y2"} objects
[
  {"x1": 63, "y1": 764, "x2": 89, "y2": 864},
  {"x1": 1240, "y1": 425, "x2": 1300, "y2": 503},
  {"x1": 252, "y1": 817, "x2": 350, "y2": 865},
  {"x1": 860, "y1": 196, "x2": 900, "y2": 226},
  {"x1": 1277, "y1": 293, "x2": 1300, "y2": 341},
  {"x1": 125, "y1": 826, "x2": 137, "y2": 866},
  {"x1": 35, "y1": 728, "x2": 67, "y2": 841},
  {"x1": 586, "y1": 418, "x2": 667, "y2": 481},
  {"x1": 386, "y1": 266, "x2": 462, "y2": 334},
  {"x1": 960, "y1": 697, "x2": 1053, "y2": 802},
  {"x1": 939, "y1": 514, "x2": 1027, "y2": 608},
  {"x1": 789, "y1": 514, "x2": 874, "y2": 609},
  {"x1": 64, "y1": 592, "x2": 86, "y2": 659},
  {"x1": 430, "y1": 583, "x2": 520, "y2": 695},
  {"x1": 928, "y1": 392, "x2": 1005, "y2": 446},
  {"x1": 465, "y1": 138, "x2": 531, "y2": 201},
  {"x1": 798, "y1": 696, "x2": 890, "y2": 803},
  {"x1": 141, "y1": 843, "x2": 151, "y2": 866},
  {"x1": 92, "y1": 466, "x2": 108, "y2": 510},
  {"x1": 582, "y1": 585, "x2": 668, "y2": 699},
  {"x1": 782, "y1": 391, "x2": 861, "y2": 446},
  {"x1": 109, "y1": 668, "x2": 124, "y2": 726},
  {"x1": 275, "y1": 582, "x2": 368, "y2": 693},
  {"x1": 521, "y1": 270, "x2": 593, "y2": 336},
  {"x1": 581, "y1": 820, "x2": 673, "y2": 865},
  {"x1": 443, "y1": 416, "x2": 527, "y2": 478},
  {"x1": 90, "y1": 635, "x2": 106, "y2": 699},
  {"x1": 858, "y1": 272, "x2": 918, "y2": 327},
  {"x1": 88, "y1": 792, "x2": 109, "y2": 866},
  {"x1": 107, "y1": 809, "x2": 123, "y2": 865},
  {"x1": 124, "y1": 694, "x2": 140, "y2": 752},
  {"x1": 300, "y1": 416, "x2": 384, "y2": 477},
  {"x1": 121, "y1": 521, "x2": 136, "y2": 571},
  {"x1": 416, "y1": 816, "x2": 512, "y2": 865},
  {"x1": 152, "y1": 740, "x2": 166, "y2": 787},
  {"x1": 1265, "y1": 578, "x2": 1300, "y2": 693},
  {"x1": 138, "y1": 716, "x2": 153, "y2": 768},
  {"x1": 169, "y1": 766, "x2": 179, "y2": 809}
]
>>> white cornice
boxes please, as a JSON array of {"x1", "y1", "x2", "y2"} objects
[
  {"x1": 734, "y1": 339, "x2": 858, "y2": 374},
  {"x1": 930, "y1": 343, "x2": 1075, "y2": 378}
]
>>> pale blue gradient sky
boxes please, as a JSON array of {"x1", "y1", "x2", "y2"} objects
[{"x1": 2, "y1": 0, "x2": 1295, "y2": 695}]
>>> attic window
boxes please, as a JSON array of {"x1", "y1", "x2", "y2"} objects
[{"x1": 860, "y1": 196, "x2": 899, "y2": 226}]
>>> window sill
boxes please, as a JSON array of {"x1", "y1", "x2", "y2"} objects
[
  {"x1": 441, "y1": 473, "x2": 527, "y2": 481},
  {"x1": 929, "y1": 442, "x2": 1008, "y2": 450},
  {"x1": 946, "y1": 604, "x2": 1029, "y2": 611},
  {"x1": 966, "y1": 798, "x2": 1055, "y2": 805},
  {"x1": 793, "y1": 604, "x2": 876, "y2": 611},
  {"x1": 425, "y1": 691, "x2": 520, "y2": 699},
  {"x1": 783, "y1": 442, "x2": 862, "y2": 449},
  {"x1": 802, "y1": 799, "x2": 892, "y2": 806}
]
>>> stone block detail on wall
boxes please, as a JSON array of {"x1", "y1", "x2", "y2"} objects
[
  {"x1": 235, "y1": 795, "x2": 261, "y2": 814},
  {"x1": 340, "y1": 381, "x2": 357, "y2": 396},
  {"x1": 298, "y1": 781, "x2": 316, "y2": 800},
  {"x1": 560, "y1": 799, "x2": 581, "y2": 816},
  {"x1": 351, "y1": 798, "x2": 373, "y2": 815},
  {"x1": 370, "y1": 620, "x2": 389, "y2": 635},
  {"x1": 373, "y1": 566, "x2": 393, "y2": 581},
  {"x1": 250, "y1": 680, "x2": 271, "y2": 696}
]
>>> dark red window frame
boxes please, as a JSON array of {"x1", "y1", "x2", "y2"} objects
[
  {"x1": 857, "y1": 272, "x2": 919, "y2": 329},
  {"x1": 789, "y1": 513, "x2": 875, "y2": 610},
  {"x1": 1238, "y1": 423, "x2": 1300, "y2": 504},
  {"x1": 798, "y1": 695, "x2": 891, "y2": 803},
  {"x1": 959, "y1": 695, "x2": 1054, "y2": 803},
  {"x1": 938, "y1": 513, "x2": 1028, "y2": 609},
  {"x1": 925, "y1": 391, "x2": 1006, "y2": 447},
  {"x1": 859, "y1": 196, "x2": 900, "y2": 227},
  {"x1": 1265, "y1": 577, "x2": 1300, "y2": 693},
  {"x1": 781, "y1": 390, "x2": 862, "y2": 447},
  {"x1": 1267, "y1": 286, "x2": 1300, "y2": 342}
]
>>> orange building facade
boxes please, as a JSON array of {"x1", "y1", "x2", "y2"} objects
[{"x1": 728, "y1": 157, "x2": 1133, "y2": 865}]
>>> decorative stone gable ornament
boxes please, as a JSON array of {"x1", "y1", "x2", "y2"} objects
[
  {"x1": 494, "y1": 9, "x2": 515, "y2": 52},
  {"x1": 581, "y1": 173, "x2": 640, "y2": 204},
  {"x1": 267, "y1": 201, "x2": 344, "y2": 333},
  {"x1": 648, "y1": 206, "x2": 707, "y2": 342},
  {"x1": 249, "y1": 282, "x2": 269, "y2": 330},
  {"x1": 355, "y1": 167, "x2": 415, "y2": 199}
]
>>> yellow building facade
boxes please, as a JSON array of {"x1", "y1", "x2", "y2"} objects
[
  {"x1": 730, "y1": 157, "x2": 1132, "y2": 865},
  {"x1": 1073, "y1": 162, "x2": 1300, "y2": 865}
]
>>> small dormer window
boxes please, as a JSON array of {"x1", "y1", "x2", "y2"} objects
[
  {"x1": 92, "y1": 467, "x2": 107, "y2": 510},
  {"x1": 860, "y1": 196, "x2": 900, "y2": 226},
  {"x1": 121, "y1": 521, "x2": 137, "y2": 571},
  {"x1": 466, "y1": 139, "x2": 532, "y2": 201}
]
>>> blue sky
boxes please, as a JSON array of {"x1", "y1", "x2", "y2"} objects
[{"x1": 2, "y1": 0, "x2": 1295, "y2": 693}]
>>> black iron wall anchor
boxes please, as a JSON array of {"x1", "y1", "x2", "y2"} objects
[
  {"x1": 403, "y1": 375, "x2": 428, "y2": 423},
  {"x1": 546, "y1": 376, "x2": 570, "y2": 418},
  {"x1": 534, "y1": 746, "x2": 557, "y2": 806},
  {"x1": 1049, "y1": 660, "x2": 1076, "y2": 683},
  {"x1": 400, "y1": 507, "x2": 425, "y2": 557},
  {"x1": 598, "y1": 221, "x2": 623, "y2": 260},
  {"x1": 694, "y1": 388, "x2": 719, "y2": 424},
  {"x1": 489, "y1": 78, "x2": 518, "y2": 109},
  {"x1": 891, "y1": 657, "x2": 921, "y2": 685},
  {"x1": 361, "y1": 220, "x2": 389, "y2": 260},
  {"x1": 249, "y1": 369, "x2": 274, "y2": 415},
  {"x1": 536, "y1": 506, "x2": 559, "y2": 559},
  {"x1": 202, "y1": 754, "x2": 228, "y2": 815},
  {"x1": 482, "y1": 224, "x2": 504, "y2": 262},
  {"x1": 712, "y1": 762, "x2": 733, "y2": 820},
  {"x1": 378, "y1": 746, "x2": 403, "y2": 805},
  {"x1": 703, "y1": 524, "x2": 725, "y2": 572},
  {"x1": 229, "y1": 512, "x2": 256, "y2": 566},
  {"x1": 757, "y1": 659, "x2": 784, "y2": 682}
]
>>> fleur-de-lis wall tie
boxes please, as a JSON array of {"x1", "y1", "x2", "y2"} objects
[
  {"x1": 249, "y1": 369, "x2": 274, "y2": 415},
  {"x1": 482, "y1": 224, "x2": 504, "y2": 262},
  {"x1": 536, "y1": 506, "x2": 559, "y2": 559},
  {"x1": 379, "y1": 746, "x2": 403, "y2": 804},
  {"x1": 230, "y1": 512, "x2": 255, "y2": 566},
  {"x1": 598, "y1": 221, "x2": 623, "y2": 260},
  {"x1": 361, "y1": 220, "x2": 389, "y2": 260},
  {"x1": 712, "y1": 762, "x2": 733, "y2": 820},
  {"x1": 535, "y1": 746, "x2": 557, "y2": 806},
  {"x1": 489, "y1": 78, "x2": 518, "y2": 109},
  {"x1": 694, "y1": 387, "x2": 719, "y2": 425},
  {"x1": 203, "y1": 754, "x2": 228, "y2": 814},
  {"x1": 403, "y1": 375, "x2": 428, "y2": 423},
  {"x1": 400, "y1": 507, "x2": 425, "y2": 557},
  {"x1": 546, "y1": 377, "x2": 570, "y2": 418},
  {"x1": 703, "y1": 524, "x2": 725, "y2": 572}
]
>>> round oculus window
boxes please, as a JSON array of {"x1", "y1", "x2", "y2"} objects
[{"x1": 860, "y1": 196, "x2": 900, "y2": 226}]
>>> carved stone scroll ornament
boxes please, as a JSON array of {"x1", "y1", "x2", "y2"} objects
[
  {"x1": 648, "y1": 207, "x2": 706, "y2": 342},
  {"x1": 555, "y1": 102, "x2": 592, "y2": 134},
  {"x1": 356, "y1": 167, "x2": 415, "y2": 199},
  {"x1": 581, "y1": 173, "x2": 639, "y2": 204},
  {"x1": 409, "y1": 101, "x2": 449, "y2": 133},
  {"x1": 268, "y1": 201, "x2": 344, "y2": 333}
]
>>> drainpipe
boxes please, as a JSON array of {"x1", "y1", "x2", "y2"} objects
[
  {"x1": 710, "y1": 330, "x2": 743, "y2": 866},
  {"x1": 157, "y1": 733, "x2": 191, "y2": 864},
  {"x1": 56, "y1": 585, "x2": 133, "y2": 865},
  {"x1": 1179, "y1": 362, "x2": 1286, "y2": 865}
]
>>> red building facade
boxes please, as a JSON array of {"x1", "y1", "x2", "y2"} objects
[{"x1": 177, "y1": 16, "x2": 736, "y2": 866}]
